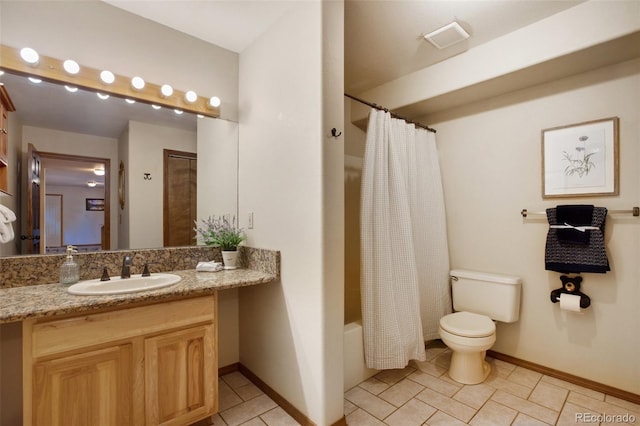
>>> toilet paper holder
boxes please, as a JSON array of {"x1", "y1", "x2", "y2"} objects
[{"x1": 550, "y1": 275, "x2": 591, "y2": 309}]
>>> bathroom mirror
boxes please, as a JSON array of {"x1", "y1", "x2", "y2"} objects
[{"x1": 0, "y1": 69, "x2": 238, "y2": 256}]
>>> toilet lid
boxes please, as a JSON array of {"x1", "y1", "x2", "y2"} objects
[{"x1": 440, "y1": 312, "x2": 495, "y2": 338}]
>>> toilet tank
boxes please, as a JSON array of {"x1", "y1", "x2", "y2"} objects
[{"x1": 450, "y1": 269, "x2": 522, "y2": 323}]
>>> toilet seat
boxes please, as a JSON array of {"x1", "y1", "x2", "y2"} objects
[{"x1": 440, "y1": 312, "x2": 495, "y2": 338}]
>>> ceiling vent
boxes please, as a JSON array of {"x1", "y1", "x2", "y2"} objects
[{"x1": 424, "y1": 22, "x2": 470, "y2": 49}]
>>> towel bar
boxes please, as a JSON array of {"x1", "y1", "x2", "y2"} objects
[{"x1": 521, "y1": 207, "x2": 639, "y2": 218}]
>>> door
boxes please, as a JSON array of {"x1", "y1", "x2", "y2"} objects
[
  {"x1": 32, "y1": 344, "x2": 134, "y2": 426},
  {"x1": 163, "y1": 150, "x2": 197, "y2": 247},
  {"x1": 26, "y1": 143, "x2": 42, "y2": 254},
  {"x1": 144, "y1": 325, "x2": 216, "y2": 425}
]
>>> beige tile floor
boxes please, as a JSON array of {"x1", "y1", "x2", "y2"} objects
[
  {"x1": 344, "y1": 341, "x2": 640, "y2": 426},
  {"x1": 207, "y1": 341, "x2": 639, "y2": 426}
]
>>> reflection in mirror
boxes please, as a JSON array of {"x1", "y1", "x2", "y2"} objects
[{"x1": 0, "y1": 70, "x2": 238, "y2": 257}]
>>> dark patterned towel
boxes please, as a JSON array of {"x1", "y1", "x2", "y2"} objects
[{"x1": 545, "y1": 206, "x2": 610, "y2": 273}]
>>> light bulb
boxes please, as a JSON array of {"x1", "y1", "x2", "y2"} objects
[
  {"x1": 160, "y1": 84, "x2": 173, "y2": 97},
  {"x1": 100, "y1": 70, "x2": 115, "y2": 84},
  {"x1": 87, "y1": 181, "x2": 97, "y2": 188},
  {"x1": 63, "y1": 59, "x2": 80, "y2": 75},
  {"x1": 94, "y1": 168, "x2": 105, "y2": 176},
  {"x1": 174, "y1": 109, "x2": 183, "y2": 115},
  {"x1": 151, "y1": 104, "x2": 161, "y2": 110},
  {"x1": 97, "y1": 93, "x2": 109, "y2": 100},
  {"x1": 28, "y1": 77, "x2": 42, "y2": 84},
  {"x1": 125, "y1": 99, "x2": 136, "y2": 104},
  {"x1": 184, "y1": 90, "x2": 198, "y2": 104},
  {"x1": 208, "y1": 96, "x2": 221, "y2": 108},
  {"x1": 131, "y1": 76, "x2": 145, "y2": 91},
  {"x1": 20, "y1": 47, "x2": 39, "y2": 65},
  {"x1": 65, "y1": 86, "x2": 78, "y2": 93}
]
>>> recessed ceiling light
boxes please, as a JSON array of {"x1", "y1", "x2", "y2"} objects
[{"x1": 423, "y1": 21, "x2": 470, "y2": 49}]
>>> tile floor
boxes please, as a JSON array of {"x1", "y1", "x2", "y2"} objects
[
  {"x1": 344, "y1": 341, "x2": 640, "y2": 425},
  {"x1": 208, "y1": 341, "x2": 639, "y2": 426}
]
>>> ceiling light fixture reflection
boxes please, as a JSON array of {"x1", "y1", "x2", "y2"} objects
[
  {"x1": 28, "y1": 77, "x2": 42, "y2": 84},
  {"x1": 65, "y1": 85, "x2": 78, "y2": 93},
  {"x1": 97, "y1": 93, "x2": 109, "y2": 100},
  {"x1": 131, "y1": 76, "x2": 145, "y2": 91},
  {"x1": 63, "y1": 59, "x2": 80, "y2": 75},
  {"x1": 174, "y1": 109, "x2": 183, "y2": 115},
  {"x1": 208, "y1": 96, "x2": 221, "y2": 108},
  {"x1": 125, "y1": 99, "x2": 136, "y2": 104},
  {"x1": 20, "y1": 47, "x2": 39, "y2": 65},
  {"x1": 160, "y1": 84, "x2": 173, "y2": 98},
  {"x1": 184, "y1": 90, "x2": 197, "y2": 104},
  {"x1": 151, "y1": 104, "x2": 161, "y2": 110},
  {"x1": 94, "y1": 168, "x2": 105, "y2": 176},
  {"x1": 87, "y1": 181, "x2": 98, "y2": 188},
  {"x1": 100, "y1": 70, "x2": 115, "y2": 84}
]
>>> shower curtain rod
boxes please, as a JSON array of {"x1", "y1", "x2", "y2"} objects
[{"x1": 344, "y1": 93, "x2": 437, "y2": 133}]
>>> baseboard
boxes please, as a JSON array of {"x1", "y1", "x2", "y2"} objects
[
  {"x1": 218, "y1": 362, "x2": 240, "y2": 377},
  {"x1": 487, "y1": 350, "x2": 640, "y2": 405}
]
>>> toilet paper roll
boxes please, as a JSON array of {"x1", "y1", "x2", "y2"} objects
[{"x1": 559, "y1": 293, "x2": 582, "y2": 313}]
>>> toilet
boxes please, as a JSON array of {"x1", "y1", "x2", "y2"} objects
[{"x1": 439, "y1": 269, "x2": 522, "y2": 384}]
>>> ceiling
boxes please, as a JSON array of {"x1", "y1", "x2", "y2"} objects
[
  {"x1": 103, "y1": 0, "x2": 586, "y2": 94},
  {"x1": 3, "y1": 1, "x2": 589, "y2": 186}
]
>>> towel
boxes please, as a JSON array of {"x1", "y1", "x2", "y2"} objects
[
  {"x1": 196, "y1": 261, "x2": 223, "y2": 272},
  {"x1": 555, "y1": 205, "x2": 593, "y2": 244},
  {"x1": 0, "y1": 204, "x2": 16, "y2": 243},
  {"x1": 0, "y1": 220, "x2": 14, "y2": 243},
  {"x1": 545, "y1": 206, "x2": 609, "y2": 274},
  {"x1": 0, "y1": 204, "x2": 16, "y2": 223}
]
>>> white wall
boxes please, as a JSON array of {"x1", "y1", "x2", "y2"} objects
[
  {"x1": 46, "y1": 185, "x2": 105, "y2": 246},
  {"x1": 426, "y1": 59, "x2": 639, "y2": 394},
  {"x1": 238, "y1": 2, "x2": 344, "y2": 424},
  {"x1": 197, "y1": 117, "x2": 239, "y2": 368},
  {"x1": 126, "y1": 121, "x2": 196, "y2": 249},
  {"x1": 0, "y1": 0, "x2": 239, "y2": 121}
]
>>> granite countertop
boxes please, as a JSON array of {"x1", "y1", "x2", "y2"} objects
[{"x1": 0, "y1": 268, "x2": 276, "y2": 324}]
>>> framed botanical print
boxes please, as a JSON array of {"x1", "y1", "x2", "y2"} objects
[{"x1": 542, "y1": 117, "x2": 619, "y2": 198}]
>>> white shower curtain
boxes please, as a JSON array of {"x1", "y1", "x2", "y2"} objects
[{"x1": 361, "y1": 109, "x2": 451, "y2": 370}]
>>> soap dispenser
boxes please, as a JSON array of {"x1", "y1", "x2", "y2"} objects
[{"x1": 60, "y1": 245, "x2": 80, "y2": 285}]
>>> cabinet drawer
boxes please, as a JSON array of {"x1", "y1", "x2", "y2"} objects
[{"x1": 30, "y1": 295, "x2": 216, "y2": 358}]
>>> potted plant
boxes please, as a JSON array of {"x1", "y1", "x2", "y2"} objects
[{"x1": 194, "y1": 216, "x2": 245, "y2": 269}]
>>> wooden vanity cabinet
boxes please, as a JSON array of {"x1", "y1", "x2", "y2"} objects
[{"x1": 23, "y1": 295, "x2": 218, "y2": 426}]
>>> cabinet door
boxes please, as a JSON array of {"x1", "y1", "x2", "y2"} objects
[
  {"x1": 145, "y1": 325, "x2": 216, "y2": 426},
  {"x1": 32, "y1": 344, "x2": 133, "y2": 426}
]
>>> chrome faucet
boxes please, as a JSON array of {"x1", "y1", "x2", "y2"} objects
[{"x1": 121, "y1": 255, "x2": 132, "y2": 278}]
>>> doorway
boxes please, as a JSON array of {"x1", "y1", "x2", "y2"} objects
[
  {"x1": 163, "y1": 149, "x2": 197, "y2": 247},
  {"x1": 25, "y1": 144, "x2": 110, "y2": 254}
]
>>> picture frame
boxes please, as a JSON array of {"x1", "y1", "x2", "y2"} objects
[
  {"x1": 86, "y1": 198, "x2": 105, "y2": 211},
  {"x1": 542, "y1": 117, "x2": 619, "y2": 198}
]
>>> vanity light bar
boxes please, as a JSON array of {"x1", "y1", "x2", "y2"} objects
[{"x1": 0, "y1": 44, "x2": 220, "y2": 118}]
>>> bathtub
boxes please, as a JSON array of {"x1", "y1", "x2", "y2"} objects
[{"x1": 344, "y1": 320, "x2": 378, "y2": 391}]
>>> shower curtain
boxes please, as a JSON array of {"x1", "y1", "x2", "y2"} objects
[{"x1": 361, "y1": 109, "x2": 451, "y2": 370}]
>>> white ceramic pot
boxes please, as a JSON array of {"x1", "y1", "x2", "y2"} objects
[{"x1": 221, "y1": 250, "x2": 239, "y2": 269}]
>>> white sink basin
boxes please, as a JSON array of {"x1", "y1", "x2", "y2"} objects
[{"x1": 68, "y1": 273, "x2": 182, "y2": 295}]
